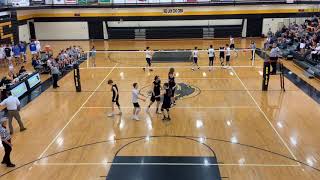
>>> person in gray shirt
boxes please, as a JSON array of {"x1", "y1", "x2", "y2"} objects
[
  {"x1": 0, "y1": 117, "x2": 15, "y2": 167},
  {"x1": 51, "y1": 60, "x2": 61, "y2": 88}
]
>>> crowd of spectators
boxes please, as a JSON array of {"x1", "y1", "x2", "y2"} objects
[
  {"x1": 264, "y1": 15, "x2": 320, "y2": 68},
  {"x1": 0, "y1": 39, "x2": 85, "y2": 88}
]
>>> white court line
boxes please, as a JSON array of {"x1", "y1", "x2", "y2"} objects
[
  {"x1": 85, "y1": 48, "x2": 256, "y2": 53},
  {"x1": 37, "y1": 63, "x2": 118, "y2": 160},
  {"x1": 79, "y1": 66, "x2": 263, "y2": 70},
  {"x1": 37, "y1": 162, "x2": 300, "y2": 167},
  {"x1": 81, "y1": 106, "x2": 257, "y2": 109},
  {"x1": 231, "y1": 67, "x2": 299, "y2": 163}
]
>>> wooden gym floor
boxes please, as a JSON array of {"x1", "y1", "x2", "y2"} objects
[{"x1": 0, "y1": 38, "x2": 320, "y2": 179}]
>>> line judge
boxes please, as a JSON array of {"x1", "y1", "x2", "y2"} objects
[{"x1": 0, "y1": 91, "x2": 27, "y2": 134}]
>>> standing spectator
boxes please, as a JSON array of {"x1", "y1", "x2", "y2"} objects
[
  {"x1": 51, "y1": 62, "x2": 61, "y2": 89},
  {"x1": 0, "y1": 91, "x2": 27, "y2": 134},
  {"x1": 19, "y1": 41, "x2": 27, "y2": 63},
  {"x1": 4, "y1": 44, "x2": 12, "y2": 64},
  {"x1": 90, "y1": 46, "x2": 96, "y2": 67},
  {"x1": 267, "y1": 28, "x2": 273, "y2": 37},
  {"x1": 0, "y1": 117, "x2": 15, "y2": 167},
  {"x1": 12, "y1": 44, "x2": 20, "y2": 65},
  {"x1": 35, "y1": 39, "x2": 41, "y2": 57},
  {"x1": 29, "y1": 40, "x2": 37, "y2": 58},
  {"x1": 249, "y1": 41, "x2": 256, "y2": 60},
  {"x1": 269, "y1": 43, "x2": 281, "y2": 74},
  {"x1": 0, "y1": 44, "x2": 5, "y2": 67}
]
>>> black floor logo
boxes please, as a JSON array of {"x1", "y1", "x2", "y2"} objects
[{"x1": 175, "y1": 83, "x2": 200, "y2": 100}]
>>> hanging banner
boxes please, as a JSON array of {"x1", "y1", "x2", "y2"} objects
[
  {"x1": 52, "y1": 0, "x2": 65, "y2": 4},
  {"x1": 78, "y1": 0, "x2": 87, "y2": 4},
  {"x1": 65, "y1": 0, "x2": 77, "y2": 4},
  {"x1": 99, "y1": 0, "x2": 110, "y2": 3},
  {"x1": 11, "y1": 0, "x2": 30, "y2": 6}
]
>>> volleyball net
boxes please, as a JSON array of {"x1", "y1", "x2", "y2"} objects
[{"x1": 84, "y1": 48, "x2": 264, "y2": 68}]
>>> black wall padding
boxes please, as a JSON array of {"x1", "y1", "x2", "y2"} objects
[
  {"x1": 88, "y1": 21, "x2": 104, "y2": 39},
  {"x1": 247, "y1": 17, "x2": 263, "y2": 37},
  {"x1": 107, "y1": 25, "x2": 242, "y2": 39},
  {"x1": 213, "y1": 26, "x2": 242, "y2": 38},
  {"x1": 146, "y1": 27, "x2": 203, "y2": 39},
  {"x1": 108, "y1": 28, "x2": 135, "y2": 39}
]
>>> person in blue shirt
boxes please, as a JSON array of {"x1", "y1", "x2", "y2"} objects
[
  {"x1": 29, "y1": 40, "x2": 37, "y2": 58},
  {"x1": 12, "y1": 44, "x2": 20, "y2": 65},
  {"x1": 19, "y1": 42, "x2": 27, "y2": 63}
]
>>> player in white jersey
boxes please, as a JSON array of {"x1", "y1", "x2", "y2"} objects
[
  {"x1": 229, "y1": 35, "x2": 238, "y2": 57},
  {"x1": 225, "y1": 44, "x2": 231, "y2": 68},
  {"x1": 208, "y1": 45, "x2": 215, "y2": 71},
  {"x1": 143, "y1": 47, "x2": 153, "y2": 71},
  {"x1": 192, "y1": 46, "x2": 200, "y2": 71}
]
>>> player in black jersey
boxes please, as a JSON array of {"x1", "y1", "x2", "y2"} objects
[
  {"x1": 161, "y1": 83, "x2": 172, "y2": 121},
  {"x1": 168, "y1": 68, "x2": 176, "y2": 106},
  {"x1": 219, "y1": 46, "x2": 225, "y2": 66},
  {"x1": 107, "y1": 80, "x2": 122, "y2": 117},
  {"x1": 147, "y1": 76, "x2": 162, "y2": 114}
]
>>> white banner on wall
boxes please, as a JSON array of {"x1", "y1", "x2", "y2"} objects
[
  {"x1": 11, "y1": 0, "x2": 30, "y2": 6},
  {"x1": 65, "y1": 0, "x2": 77, "y2": 4},
  {"x1": 53, "y1": 0, "x2": 65, "y2": 4}
]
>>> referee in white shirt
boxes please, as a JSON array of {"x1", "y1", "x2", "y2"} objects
[
  {"x1": 0, "y1": 91, "x2": 26, "y2": 134},
  {"x1": 0, "y1": 117, "x2": 15, "y2": 167}
]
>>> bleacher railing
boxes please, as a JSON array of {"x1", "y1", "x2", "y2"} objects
[{"x1": 0, "y1": 0, "x2": 319, "y2": 8}]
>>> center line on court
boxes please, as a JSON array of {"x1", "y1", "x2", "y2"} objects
[
  {"x1": 37, "y1": 63, "x2": 118, "y2": 161},
  {"x1": 231, "y1": 67, "x2": 299, "y2": 164},
  {"x1": 37, "y1": 162, "x2": 300, "y2": 167}
]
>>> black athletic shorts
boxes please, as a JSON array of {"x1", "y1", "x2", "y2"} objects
[
  {"x1": 270, "y1": 57, "x2": 278, "y2": 61},
  {"x1": 146, "y1": 58, "x2": 151, "y2": 66},
  {"x1": 209, "y1": 57, "x2": 214, "y2": 62},
  {"x1": 151, "y1": 95, "x2": 161, "y2": 102},
  {"x1": 219, "y1": 53, "x2": 224, "y2": 59},
  {"x1": 133, "y1": 102, "x2": 140, "y2": 108},
  {"x1": 171, "y1": 88, "x2": 175, "y2": 97},
  {"x1": 193, "y1": 57, "x2": 198, "y2": 64},
  {"x1": 161, "y1": 103, "x2": 170, "y2": 111},
  {"x1": 226, "y1": 55, "x2": 230, "y2": 62},
  {"x1": 112, "y1": 96, "x2": 119, "y2": 103},
  {"x1": 230, "y1": 44, "x2": 235, "y2": 49}
]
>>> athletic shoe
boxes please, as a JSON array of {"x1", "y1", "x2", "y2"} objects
[
  {"x1": 191, "y1": 68, "x2": 195, "y2": 71},
  {"x1": 7, "y1": 164, "x2": 15, "y2": 167},
  {"x1": 20, "y1": 128, "x2": 27, "y2": 132},
  {"x1": 142, "y1": 68, "x2": 146, "y2": 71},
  {"x1": 134, "y1": 116, "x2": 140, "y2": 121},
  {"x1": 198, "y1": 67, "x2": 200, "y2": 70},
  {"x1": 156, "y1": 111, "x2": 162, "y2": 114},
  {"x1": 107, "y1": 113, "x2": 114, "y2": 117}
]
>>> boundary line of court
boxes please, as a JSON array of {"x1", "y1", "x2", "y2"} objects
[
  {"x1": 231, "y1": 67, "x2": 299, "y2": 163},
  {"x1": 37, "y1": 63, "x2": 118, "y2": 160},
  {"x1": 81, "y1": 106, "x2": 257, "y2": 109},
  {"x1": 37, "y1": 162, "x2": 300, "y2": 167},
  {"x1": 79, "y1": 66, "x2": 263, "y2": 70}
]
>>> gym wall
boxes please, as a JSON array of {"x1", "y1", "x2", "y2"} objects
[{"x1": 34, "y1": 22, "x2": 89, "y2": 40}]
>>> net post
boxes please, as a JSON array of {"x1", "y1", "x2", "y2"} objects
[
  {"x1": 86, "y1": 51, "x2": 90, "y2": 68},
  {"x1": 252, "y1": 49, "x2": 256, "y2": 66}
]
